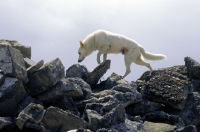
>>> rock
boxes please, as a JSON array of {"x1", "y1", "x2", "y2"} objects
[
  {"x1": 176, "y1": 125, "x2": 197, "y2": 132},
  {"x1": 0, "y1": 77, "x2": 26, "y2": 116},
  {"x1": 96, "y1": 128, "x2": 117, "y2": 132},
  {"x1": 7, "y1": 40, "x2": 31, "y2": 59},
  {"x1": 185, "y1": 56, "x2": 200, "y2": 79},
  {"x1": 66, "y1": 64, "x2": 89, "y2": 78},
  {"x1": 143, "y1": 121, "x2": 176, "y2": 132},
  {"x1": 18, "y1": 96, "x2": 43, "y2": 114},
  {"x1": 0, "y1": 69, "x2": 5, "y2": 86},
  {"x1": 40, "y1": 106, "x2": 88, "y2": 132},
  {"x1": 16, "y1": 103, "x2": 46, "y2": 130},
  {"x1": 37, "y1": 77, "x2": 91, "y2": 103},
  {"x1": 126, "y1": 98, "x2": 161, "y2": 116},
  {"x1": 0, "y1": 43, "x2": 28, "y2": 83},
  {"x1": 84, "y1": 60, "x2": 110, "y2": 86},
  {"x1": 140, "y1": 69, "x2": 190, "y2": 110},
  {"x1": 24, "y1": 122, "x2": 52, "y2": 132},
  {"x1": 26, "y1": 58, "x2": 65, "y2": 96},
  {"x1": 86, "y1": 109, "x2": 103, "y2": 130},
  {"x1": 27, "y1": 60, "x2": 44, "y2": 76},
  {"x1": 67, "y1": 128, "x2": 92, "y2": 132},
  {"x1": 24, "y1": 57, "x2": 37, "y2": 68},
  {"x1": 0, "y1": 117, "x2": 12, "y2": 129}
]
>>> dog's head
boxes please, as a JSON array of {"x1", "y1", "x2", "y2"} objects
[{"x1": 78, "y1": 41, "x2": 87, "y2": 62}]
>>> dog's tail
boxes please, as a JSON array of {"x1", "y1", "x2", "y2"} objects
[{"x1": 140, "y1": 46, "x2": 166, "y2": 60}]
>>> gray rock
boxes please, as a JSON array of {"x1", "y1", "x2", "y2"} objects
[
  {"x1": 176, "y1": 125, "x2": 197, "y2": 132},
  {"x1": 37, "y1": 77, "x2": 91, "y2": 103},
  {"x1": 0, "y1": 77, "x2": 26, "y2": 116},
  {"x1": 16, "y1": 103, "x2": 46, "y2": 130},
  {"x1": 185, "y1": 56, "x2": 200, "y2": 79},
  {"x1": 126, "y1": 98, "x2": 161, "y2": 116},
  {"x1": 84, "y1": 60, "x2": 110, "y2": 86},
  {"x1": 96, "y1": 128, "x2": 117, "y2": 132},
  {"x1": 40, "y1": 106, "x2": 88, "y2": 132},
  {"x1": 24, "y1": 57, "x2": 37, "y2": 68},
  {"x1": 143, "y1": 121, "x2": 176, "y2": 132},
  {"x1": 24, "y1": 122, "x2": 52, "y2": 132},
  {"x1": 27, "y1": 60, "x2": 44, "y2": 76},
  {"x1": 86, "y1": 109, "x2": 103, "y2": 130},
  {"x1": 18, "y1": 96, "x2": 43, "y2": 114},
  {"x1": 8, "y1": 40, "x2": 31, "y2": 59},
  {"x1": 0, "y1": 44, "x2": 28, "y2": 83},
  {"x1": 66, "y1": 64, "x2": 89, "y2": 78},
  {"x1": 0, "y1": 69, "x2": 5, "y2": 86},
  {"x1": 141, "y1": 70, "x2": 190, "y2": 110},
  {"x1": 0, "y1": 117, "x2": 12, "y2": 129},
  {"x1": 67, "y1": 128, "x2": 92, "y2": 132},
  {"x1": 26, "y1": 58, "x2": 65, "y2": 96}
]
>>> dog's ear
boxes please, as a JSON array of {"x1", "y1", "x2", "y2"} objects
[{"x1": 79, "y1": 41, "x2": 83, "y2": 47}]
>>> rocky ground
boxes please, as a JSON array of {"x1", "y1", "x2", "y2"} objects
[{"x1": 0, "y1": 40, "x2": 200, "y2": 132}]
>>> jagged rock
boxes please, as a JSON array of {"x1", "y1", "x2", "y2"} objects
[
  {"x1": 176, "y1": 125, "x2": 197, "y2": 132},
  {"x1": 24, "y1": 57, "x2": 37, "y2": 68},
  {"x1": 67, "y1": 128, "x2": 92, "y2": 132},
  {"x1": 126, "y1": 98, "x2": 161, "y2": 116},
  {"x1": 140, "y1": 68, "x2": 190, "y2": 110},
  {"x1": 27, "y1": 60, "x2": 44, "y2": 76},
  {"x1": 142, "y1": 111, "x2": 185, "y2": 127},
  {"x1": 185, "y1": 57, "x2": 200, "y2": 79},
  {"x1": 84, "y1": 60, "x2": 110, "y2": 86},
  {"x1": 96, "y1": 128, "x2": 117, "y2": 132},
  {"x1": 16, "y1": 103, "x2": 46, "y2": 130},
  {"x1": 0, "y1": 77, "x2": 26, "y2": 116},
  {"x1": 143, "y1": 121, "x2": 176, "y2": 132},
  {"x1": 0, "y1": 117, "x2": 12, "y2": 129},
  {"x1": 111, "y1": 119, "x2": 147, "y2": 132},
  {"x1": 52, "y1": 95, "x2": 79, "y2": 116},
  {"x1": 0, "y1": 43, "x2": 28, "y2": 83},
  {"x1": 66, "y1": 64, "x2": 89, "y2": 78},
  {"x1": 40, "y1": 106, "x2": 88, "y2": 132},
  {"x1": 37, "y1": 77, "x2": 91, "y2": 103},
  {"x1": 0, "y1": 69, "x2": 5, "y2": 86},
  {"x1": 7, "y1": 40, "x2": 31, "y2": 59},
  {"x1": 18, "y1": 96, "x2": 43, "y2": 114},
  {"x1": 190, "y1": 79, "x2": 200, "y2": 92},
  {"x1": 24, "y1": 122, "x2": 52, "y2": 132},
  {"x1": 26, "y1": 58, "x2": 65, "y2": 96}
]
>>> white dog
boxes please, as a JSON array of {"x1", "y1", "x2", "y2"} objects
[{"x1": 78, "y1": 30, "x2": 166, "y2": 78}]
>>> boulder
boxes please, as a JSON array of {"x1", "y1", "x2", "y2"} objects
[
  {"x1": 26, "y1": 58, "x2": 65, "y2": 96},
  {"x1": 27, "y1": 60, "x2": 44, "y2": 76},
  {"x1": 0, "y1": 117, "x2": 12, "y2": 129},
  {"x1": 84, "y1": 60, "x2": 110, "y2": 86},
  {"x1": 24, "y1": 57, "x2": 37, "y2": 68},
  {"x1": 0, "y1": 77, "x2": 26, "y2": 116},
  {"x1": 66, "y1": 64, "x2": 89, "y2": 78},
  {"x1": 67, "y1": 129, "x2": 92, "y2": 132},
  {"x1": 185, "y1": 56, "x2": 200, "y2": 79},
  {"x1": 0, "y1": 43, "x2": 28, "y2": 83},
  {"x1": 24, "y1": 122, "x2": 52, "y2": 132},
  {"x1": 16, "y1": 103, "x2": 46, "y2": 130},
  {"x1": 40, "y1": 106, "x2": 88, "y2": 132},
  {"x1": 37, "y1": 77, "x2": 91, "y2": 103},
  {"x1": 0, "y1": 69, "x2": 5, "y2": 86},
  {"x1": 176, "y1": 125, "x2": 197, "y2": 132}
]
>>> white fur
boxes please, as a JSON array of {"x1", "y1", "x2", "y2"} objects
[{"x1": 78, "y1": 30, "x2": 166, "y2": 78}]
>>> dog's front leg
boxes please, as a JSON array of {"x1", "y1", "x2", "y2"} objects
[
  {"x1": 97, "y1": 46, "x2": 109, "y2": 64},
  {"x1": 103, "y1": 54, "x2": 107, "y2": 61}
]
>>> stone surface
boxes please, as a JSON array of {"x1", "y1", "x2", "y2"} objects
[
  {"x1": 176, "y1": 125, "x2": 197, "y2": 132},
  {"x1": 143, "y1": 121, "x2": 176, "y2": 132},
  {"x1": 16, "y1": 103, "x2": 45, "y2": 130},
  {"x1": 26, "y1": 58, "x2": 65, "y2": 96},
  {"x1": 0, "y1": 69, "x2": 5, "y2": 86},
  {"x1": 0, "y1": 117, "x2": 12, "y2": 129},
  {"x1": 84, "y1": 60, "x2": 110, "y2": 86},
  {"x1": 185, "y1": 56, "x2": 200, "y2": 79},
  {"x1": 37, "y1": 77, "x2": 91, "y2": 103},
  {"x1": 27, "y1": 60, "x2": 44, "y2": 76},
  {"x1": 0, "y1": 77, "x2": 26, "y2": 116},
  {"x1": 24, "y1": 57, "x2": 37, "y2": 68},
  {"x1": 0, "y1": 44, "x2": 28, "y2": 83},
  {"x1": 66, "y1": 64, "x2": 89, "y2": 78},
  {"x1": 40, "y1": 106, "x2": 88, "y2": 132},
  {"x1": 24, "y1": 122, "x2": 52, "y2": 132}
]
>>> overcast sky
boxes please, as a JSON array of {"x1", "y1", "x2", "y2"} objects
[{"x1": 0, "y1": 0, "x2": 200, "y2": 82}]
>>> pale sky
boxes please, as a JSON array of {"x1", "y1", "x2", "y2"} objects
[{"x1": 0, "y1": 0, "x2": 200, "y2": 81}]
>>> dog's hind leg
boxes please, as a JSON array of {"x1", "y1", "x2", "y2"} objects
[{"x1": 123, "y1": 54, "x2": 132, "y2": 78}]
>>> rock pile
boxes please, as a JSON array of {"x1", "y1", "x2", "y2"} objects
[{"x1": 0, "y1": 40, "x2": 200, "y2": 132}]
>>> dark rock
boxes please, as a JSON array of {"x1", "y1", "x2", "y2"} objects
[
  {"x1": 40, "y1": 106, "x2": 88, "y2": 132},
  {"x1": 143, "y1": 121, "x2": 176, "y2": 132},
  {"x1": 26, "y1": 58, "x2": 65, "y2": 96},
  {"x1": 96, "y1": 128, "x2": 117, "y2": 132},
  {"x1": 176, "y1": 125, "x2": 197, "y2": 132},
  {"x1": 126, "y1": 98, "x2": 161, "y2": 116},
  {"x1": 0, "y1": 117, "x2": 12, "y2": 129},
  {"x1": 68, "y1": 128, "x2": 92, "y2": 132},
  {"x1": 24, "y1": 57, "x2": 37, "y2": 68},
  {"x1": 0, "y1": 77, "x2": 26, "y2": 116},
  {"x1": 0, "y1": 69, "x2": 5, "y2": 86},
  {"x1": 66, "y1": 64, "x2": 89, "y2": 78},
  {"x1": 16, "y1": 103, "x2": 46, "y2": 130},
  {"x1": 24, "y1": 122, "x2": 52, "y2": 132},
  {"x1": 18, "y1": 96, "x2": 43, "y2": 114},
  {"x1": 0, "y1": 43, "x2": 28, "y2": 83},
  {"x1": 37, "y1": 78, "x2": 91, "y2": 103},
  {"x1": 185, "y1": 56, "x2": 200, "y2": 79},
  {"x1": 84, "y1": 60, "x2": 110, "y2": 86},
  {"x1": 27, "y1": 60, "x2": 44, "y2": 76},
  {"x1": 190, "y1": 79, "x2": 200, "y2": 92}
]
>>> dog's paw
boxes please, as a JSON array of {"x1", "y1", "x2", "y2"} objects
[{"x1": 97, "y1": 60, "x2": 101, "y2": 64}]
